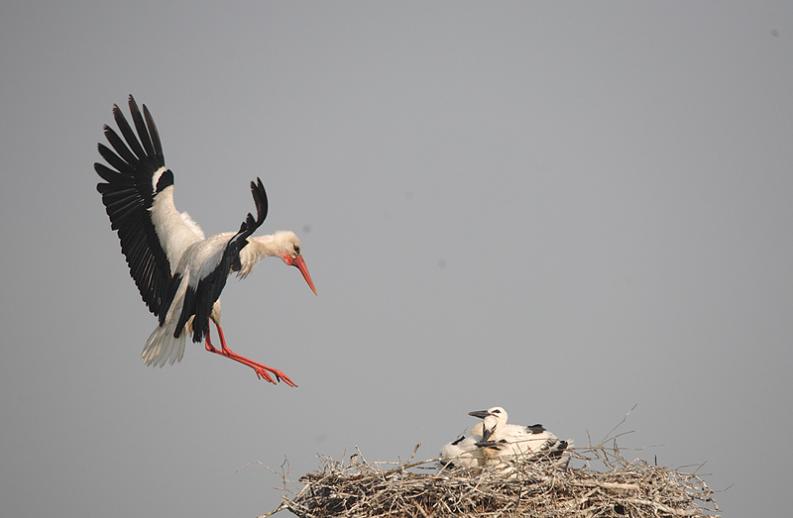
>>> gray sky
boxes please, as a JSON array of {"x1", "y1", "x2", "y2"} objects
[{"x1": 1, "y1": 1, "x2": 792, "y2": 516}]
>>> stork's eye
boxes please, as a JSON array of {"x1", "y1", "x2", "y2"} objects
[
  {"x1": 294, "y1": 245, "x2": 301, "y2": 255},
  {"x1": 492, "y1": 409, "x2": 501, "y2": 414}
]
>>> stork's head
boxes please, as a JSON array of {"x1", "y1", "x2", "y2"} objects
[
  {"x1": 272, "y1": 231, "x2": 317, "y2": 295},
  {"x1": 468, "y1": 406, "x2": 509, "y2": 435}
]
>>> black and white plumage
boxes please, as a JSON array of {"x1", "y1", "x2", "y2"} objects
[
  {"x1": 440, "y1": 406, "x2": 571, "y2": 470},
  {"x1": 473, "y1": 407, "x2": 571, "y2": 467},
  {"x1": 95, "y1": 95, "x2": 317, "y2": 386},
  {"x1": 440, "y1": 419, "x2": 487, "y2": 469}
]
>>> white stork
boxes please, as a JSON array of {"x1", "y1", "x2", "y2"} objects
[
  {"x1": 439, "y1": 411, "x2": 490, "y2": 468},
  {"x1": 470, "y1": 407, "x2": 570, "y2": 464},
  {"x1": 94, "y1": 95, "x2": 316, "y2": 386}
]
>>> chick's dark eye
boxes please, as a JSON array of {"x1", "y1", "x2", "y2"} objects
[{"x1": 492, "y1": 409, "x2": 501, "y2": 414}]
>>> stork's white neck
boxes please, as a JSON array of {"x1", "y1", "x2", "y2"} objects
[{"x1": 248, "y1": 235, "x2": 283, "y2": 257}]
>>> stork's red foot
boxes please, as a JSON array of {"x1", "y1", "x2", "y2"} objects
[
  {"x1": 230, "y1": 352, "x2": 297, "y2": 387},
  {"x1": 204, "y1": 324, "x2": 298, "y2": 387},
  {"x1": 253, "y1": 365, "x2": 297, "y2": 387}
]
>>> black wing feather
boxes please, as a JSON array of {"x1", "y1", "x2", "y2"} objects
[
  {"x1": 94, "y1": 163, "x2": 128, "y2": 184},
  {"x1": 97, "y1": 143, "x2": 133, "y2": 175},
  {"x1": 143, "y1": 104, "x2": 164, "y2": 159},
  {"x1": 103, "y1": 125, "x2": 138, "y2": 164},
  {"x1": 112, "y1": 104, "x2": 147, "y2": 159},
  {"x1": 128, "y1": 96, "x2": 155, "y2": 157},
  {"x1": 95, "y1": 95, "x2": 172, "y2": 317}
]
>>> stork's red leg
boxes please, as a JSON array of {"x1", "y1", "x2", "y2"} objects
[
  {"x1": 215, "y1": 323, "x2": 298, "y2": 387},
  {"x1": 204, "y1": 336, "x2": 218, "y2": 353},
  {"x1": 203, "y1": 322, "x2": 297, "y2": 387},
  {"x1": 205, "y1": 331, "x2": 276, "y2": 383}
]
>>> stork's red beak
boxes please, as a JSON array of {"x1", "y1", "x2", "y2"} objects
[{"x1": 292, "y1": 255, "x2": 317, "y2": 295}]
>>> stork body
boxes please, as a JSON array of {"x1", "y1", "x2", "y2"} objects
[
  {"x1": 470, "y1": 407, "x2": 570, "y2": 465},
  {"x1": 440, "y1": 410, "x2": 505, "y2": 468},
  {"x1": 95, "y1": 96, "x2": 316, "y2": 386},
  {"x1": 440, "y1": 420, "x2": 488, "y2": 469}
]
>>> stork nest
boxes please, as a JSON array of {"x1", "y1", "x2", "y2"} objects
[{"x1": 264, "y1": 444, "x2": 719, "y2": 518}]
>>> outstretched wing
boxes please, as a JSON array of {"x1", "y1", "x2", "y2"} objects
[
  {"x1": 177, "y1": 178, "x2": 269, "y2": 342},
  {"x1": 94, "y1": 95, "x2": 203, "y2": 318}
]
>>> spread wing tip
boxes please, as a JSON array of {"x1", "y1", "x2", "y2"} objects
[{"x1": 249, "y1": 177, "x2": 268, "y2": 225}]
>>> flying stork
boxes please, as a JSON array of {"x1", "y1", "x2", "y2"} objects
[{"x1": 94, "y1": 95, "x2": 316, "y2": 386}]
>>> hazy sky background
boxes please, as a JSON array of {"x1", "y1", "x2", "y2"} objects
[{"x1": 1, "y1": 2, "x2": 791, "y2": 516}]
